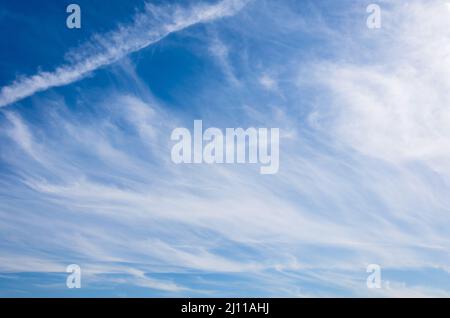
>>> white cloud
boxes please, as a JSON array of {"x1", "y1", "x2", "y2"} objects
[
  {"x1": 259, "y1": 74, "x2": 278, "y2": 91},
  {"x1": 209, "y1": 35, "x2": 240, "y2": 85},
  {"x1": 309, "y1": 0, "x2": 450, "y2": 168},
  {"x1": 0, "y1": 0, "x2": 249, "y2": 108},
  {"x1": 1, "y1": 0, "x2": 450, "y2": 296}
]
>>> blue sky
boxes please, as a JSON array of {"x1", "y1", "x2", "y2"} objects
[{"x1": 1, "y1": 0, "x2": 450, "y2": 297}]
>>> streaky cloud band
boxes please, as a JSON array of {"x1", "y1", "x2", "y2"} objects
[{"x1": 0, "y1": 0, "x2": 249, "y2": 108}]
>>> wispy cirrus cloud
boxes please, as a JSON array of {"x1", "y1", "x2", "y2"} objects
[
  {"x1": 1, "y1": 0, "x2": 450, "y2": 297},
  {"x1": 0, "y1": 0, "x2": 249, "y2": 108},
  {"x1": 308, "y1": 0, "x2": 450, "y2": 167}
]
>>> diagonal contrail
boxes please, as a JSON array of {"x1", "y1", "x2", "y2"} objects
[{"x1": 0, "y1": 0, "x2": 249, "y2": 108}]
